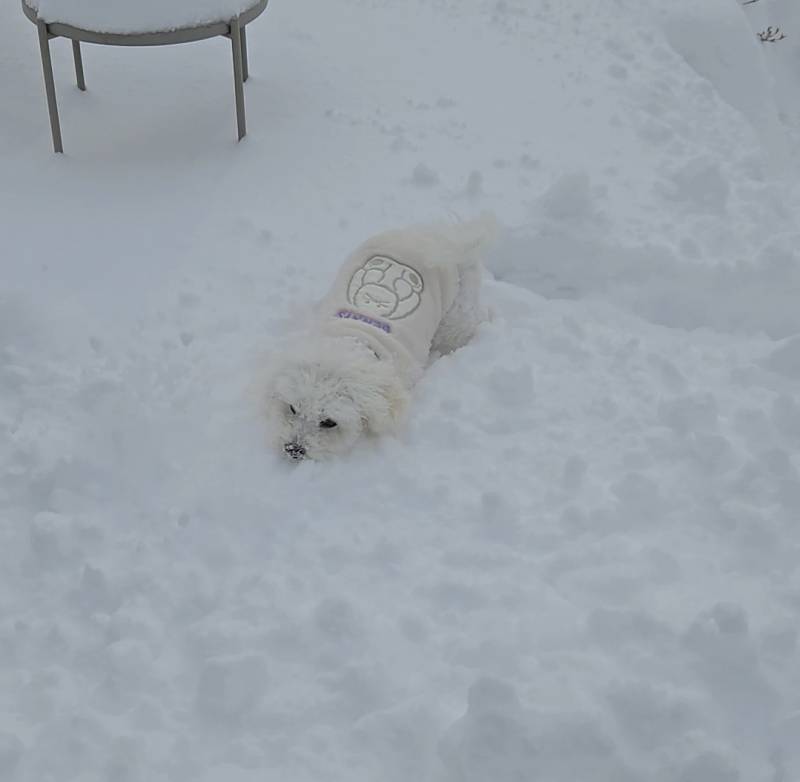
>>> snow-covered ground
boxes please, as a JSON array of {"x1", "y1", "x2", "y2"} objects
[{"x1": 2, "y1": 0, "x2": 800, "y2": 780}]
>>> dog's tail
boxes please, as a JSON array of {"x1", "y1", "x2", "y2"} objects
[
  {"x1": 360, "y1": 212, "x2": 500, "y2": 270},
  {"x1": 408, "y1": 211, "x2": 500, "y2": 268},
  {"x1": 441, "y1": 211, "x2": 499, "y2": 256}
]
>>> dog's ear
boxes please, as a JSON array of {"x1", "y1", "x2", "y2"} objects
[
  {"x1": 368, "y1": 368, "x2": 409, "y2": 435},
  {"x1": 246, "y1": 347, "x2": 279, "y2": 422},
  {"x1": 250, "y1": 341, "x2": 298, "y2": 426},
  {"x1": 351, "y1": 360, "x2": 409, "y2": 436}
]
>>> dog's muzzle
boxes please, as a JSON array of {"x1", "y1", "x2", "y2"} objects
[{"x1": 284, "y1": 442, "x2": 306, "y2": 461}]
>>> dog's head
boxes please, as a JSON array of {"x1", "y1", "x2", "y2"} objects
[{"x1": 263, "y1": 337, "x2": 408, "y2": 461}]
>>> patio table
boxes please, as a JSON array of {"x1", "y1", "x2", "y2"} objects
[{"x1": 21, "y1": 0, "x2": 269, "y2": 152}]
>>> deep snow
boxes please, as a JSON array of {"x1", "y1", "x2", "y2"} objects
[{"x1": 2, "y1": 0, "x2": 800, "y2": 781}]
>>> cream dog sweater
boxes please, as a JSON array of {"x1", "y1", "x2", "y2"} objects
[{"x1": 318, "y1": 229, "x2": 462, "y2": 386}]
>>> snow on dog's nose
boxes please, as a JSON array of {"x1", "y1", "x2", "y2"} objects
[{"x1": 283, "y1": 442, "x2": 306, "y2": 461}]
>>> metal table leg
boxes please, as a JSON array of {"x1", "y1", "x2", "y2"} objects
[
  {"x1": 36, "y1": 19, "x2": 63, "y2": 153},
  {"x1": 72, "y1": 40, "x2": 86, "y2": 90},
  {"x1": 230, "y1": 17, "x2": 246, "y2": 140},
  {"x1": 241, "y1": 25, "x2": 249, "y2": 82}
]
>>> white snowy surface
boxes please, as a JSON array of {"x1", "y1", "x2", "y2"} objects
[
  {"x1": 27, "y1": 0, "x2": 262, "y2": 34},
  {"x1": 2, "y1": 0, "x2": 800, "y2": 780}
]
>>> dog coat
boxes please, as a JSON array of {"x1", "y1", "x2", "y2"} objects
[{"x1": 319, "y1": 229, "x2": 462, "y2": 385}]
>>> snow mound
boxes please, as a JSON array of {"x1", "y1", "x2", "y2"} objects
[{"x1": 488, "y1": 214, "x2": 800, "y2": 338}]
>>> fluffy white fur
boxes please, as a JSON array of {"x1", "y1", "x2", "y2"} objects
[{"x1": 263, "y1": 215, "x2": 496, "y2": 461}]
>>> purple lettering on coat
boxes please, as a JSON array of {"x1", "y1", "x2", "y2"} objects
[{"x1": 336, "y1": 309, "x2": 391, "y2": 334}]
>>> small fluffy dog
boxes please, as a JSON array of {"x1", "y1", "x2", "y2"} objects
[{"x1": 264, "y1": 215, "x2": 495, "y2": 461}]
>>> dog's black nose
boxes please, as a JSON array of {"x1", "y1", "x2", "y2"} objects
[{"x1": 284, "y1": 442, "x2": 306, "y2": 460}]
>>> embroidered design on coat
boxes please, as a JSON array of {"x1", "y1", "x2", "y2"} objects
[{"x1": 346, "y1": 256, "x2": 424, "y2": 320}]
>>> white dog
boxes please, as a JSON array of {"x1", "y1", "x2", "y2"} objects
[{"x1": 264, "y1": 215, "x2": 495, "y2": 461}]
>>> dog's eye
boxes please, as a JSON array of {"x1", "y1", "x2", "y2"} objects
[
  {"x1": 319, "y1": 419, "x2": 338, "y2": 429},
  {"x1": 289, "y1": 404, "x2": 297, "y2": 415}
]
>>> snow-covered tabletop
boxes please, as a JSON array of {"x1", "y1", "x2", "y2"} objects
[{"x1": 25, "y1": 0, "x2": 263, "y2": 34}]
